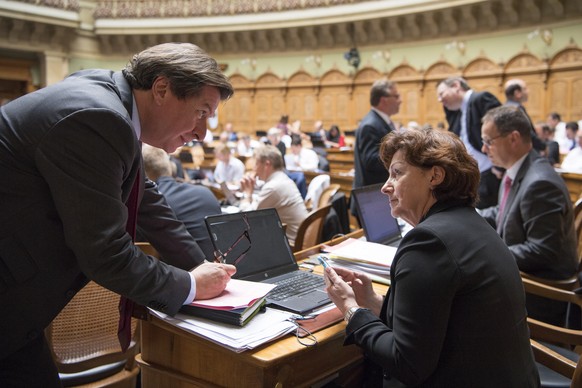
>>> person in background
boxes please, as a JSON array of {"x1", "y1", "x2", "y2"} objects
[
  {"x1": 534, "y1": 122, "x2": 560, "y2": 166},
  {"x1": 237, "y1": 134, "x2": 260, "y2": 157},
  {"x1": 0, "y1": 42, "x2": 236, "y2": 386},
  {"x1": 561, "y1": 129, "x2": 582, "y2": 173},
  {"x1": 503, "y1": 78, "x2": 545, "y2": 152},
  {"x1": 547, "y1": 112, "x2": 570, "y2": 154},
  {"x1": 276, "y1": 114, "x2": 290, "y2": 135},
  {"x1": 223, "y1": 122, "x2": 238, "y2": 142},
  {"x1": 565, "y1": 121, "x2": 579, "y2": 152},
  {"x1": 323, "y1": 127, "x2": 539, "y2": 387},
  {"x1": 239, "y1": 145, "x2": 308, "y2": 246},
  {"x1": 479, "y1": 106, "x2": 577, "y2": 326},
  {"x1": 213, "y1": 142, "x2": 245, "y2": 185},
  {"x1": 437, "y1": 76, "x2": 502, "y2": 208},
  {"x1": 142, "y1": 144, "x2": 222, "y2": 258},
  {"x1": 285, "y1": 135, "x2": 320, "y2": 171},
  {"x1": 325, "y1": 124, "x2": 345, "y2": 148},
  {"x1": 352, "y1": 79, "x2": 401, "y2": 214},
  {"x1": 267, "y1": 126, "x2": 287, "y2": 167}
]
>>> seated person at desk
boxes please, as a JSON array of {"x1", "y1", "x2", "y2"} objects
[
  {"x1": 560, "y1": 129, "x2": 582, "y2": 173},
  {"x1": 479, "y1": 106, "x2": 577, "y2": 326},
  {"x1": 324, "y1": 124, "x2": 345, "y2": 148},
  {"x1": 534, "y1": 121, "x2": 560, "y2": 166},
  {"x1": 323, "y1": 128, "x2": 539, "y2": 387},
  {"x1": 284, "y1": 135, "x2": 320, "y2": 172},
  {"x1": 239, "y1": 145, "x2": 308, "y2": 246},
  {"x1": 213, "y1": 143, "x2": 245, "y2": 185},
  {"x1": 237, "y1": 134, "x2": 260, "y2": 157},
  {"x1": 142, "y1": 144, "x2": 222, "y2": 259}
]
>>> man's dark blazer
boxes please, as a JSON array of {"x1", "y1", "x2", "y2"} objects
[
  {"x1": 480, "y1": 151, "x2": 577, "y2": 279},
  {"x1": 0, "y1": 70, "x2": 206, "y2": 359},
  {"x1": 153, "y1": 176, "x2": 222, "y2": 259},
  {"x1": 345, "y1": 201, "x2": 539, "y2": 387},
  {"x1": 480, "y1": 150, "x2": 578, "y2": 324},
  {"x1": 353, "y1": 109, "x2": 392, "y2": 189},
  {"x1": 445, "y1": 90, "x2": 501, "y2": 208},
  {"x1": 446, "y1": 90, "x2": 501, "y2": 152}
]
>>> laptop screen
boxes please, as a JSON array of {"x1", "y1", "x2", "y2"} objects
[
  {"x1": 351, "y1": 183, "x2": 401, "y2": 245},
  {"x1": 205, "y1": 209, "x2": 298, "y2": 282}
]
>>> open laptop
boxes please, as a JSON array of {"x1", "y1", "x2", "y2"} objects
[
  {"x1": 205, "y1": 208, "x2": 331, "y2": 315},
  {"x1": 351, "y1": 183, "x2": 402, "y2": 247}
]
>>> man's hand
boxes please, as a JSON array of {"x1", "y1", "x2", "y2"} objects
[{"x1": 190, "y1": 262, "x2": 236, "y2": 300}]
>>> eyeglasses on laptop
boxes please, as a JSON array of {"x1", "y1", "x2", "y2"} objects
[{"x1": 214, "y1": 213, "x2": 251, "y2": 266}]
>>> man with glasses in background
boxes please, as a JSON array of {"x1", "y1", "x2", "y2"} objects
[
  {"x1": 352, "y1": 79, "x2": 401, "y2": 214},
  {"x1": 479, "y1": 106, "x2": 577, "y2": 327},
  {"x1": 437, "y1": 76, "x2": 502, "y2": 208}
]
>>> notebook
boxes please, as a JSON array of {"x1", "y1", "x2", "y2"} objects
[
  {"x1": 205, "y1": 208, "x2": 331, "y2": 315},
  {"x1": 351, "y1": 183, "x2": 402, "y2": 247}
]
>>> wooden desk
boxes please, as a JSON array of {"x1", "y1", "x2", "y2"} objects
[
  {"x1": 137, "y1": 231, "x2": 382, "y2": 388},
  {"x1": 560, "y1": 172, "x2": 582, "y2": 202},
  {"x1": 325, "y1": 149, "x2": 354, "y2": 173}
]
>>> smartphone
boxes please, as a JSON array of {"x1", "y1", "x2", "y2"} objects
[{"x1": 317, "y1": 255, "x2": 332, "y2": 269}]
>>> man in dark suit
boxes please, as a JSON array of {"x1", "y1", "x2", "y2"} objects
[
  {"x1": 504, "y1": 78, "x2": 545, "y2": 152},
  {"x1": 437, "y1": 76, "x2": 501, "y2": 208},
  {"x1": 0, "y1": 43, "x2": 237, "y2": 386},
  {"x1": 480, "y1": 106, "x2": 578, "y2": 326},
  {"x1": 142, "y1": 144, "x2": 222, "y2": 259},
  {"x1": 352, "y1": 79, "x2": 401, "y2": 214}
]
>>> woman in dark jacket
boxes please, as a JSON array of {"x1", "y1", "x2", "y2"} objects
[{"x1": 323, "y1": 128, "x2": 539, "y2": 387}]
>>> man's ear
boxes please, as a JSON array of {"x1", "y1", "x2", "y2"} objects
[
  {"x1": 430, "y1": 165, "x2": 445, "y2": 186},
  {"x1": 152, "y1": 76, "x2": 170, "y2": 105}
]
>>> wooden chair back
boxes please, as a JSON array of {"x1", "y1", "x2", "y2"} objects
[
  {"x1": 317, "y1": 184, "x2": 341, "y2": 209},
  {"x1": 293, "y1": 204, "x2": 332, "y2": 252},
  {"x1": 523, "y1": 277, "x2": 582, "y2": 387}
]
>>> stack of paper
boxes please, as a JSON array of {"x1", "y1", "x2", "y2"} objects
[
  {"x1": 150, "y1": 308, "x2": 297, "y2": 353},
  {"x1": 322, "y1": 238, "x2": 396, "y2": 284},
  {"x1": 180, "y1": 279, "x2": 275, "y2": 327}
]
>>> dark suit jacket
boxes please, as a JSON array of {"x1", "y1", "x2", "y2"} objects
[
  {"x1": 480, "y1": 151, "x2": 577, "y2": 325},
  {"x1": 446, "y1": 91, "x2": 501, "y2": 208},
  {"x1": 0, "y1": 70, "x2": 205, "y2": 359},
  {"x1": 152, "y1": 177, "x2": 222, "y2": 259},
  {"x1": 446, "y1": 90, "x2": 501, "y2": 155},
  {"x1": 345, "y1": 201, "x2": 539, "y2": 387},
  {"x1": 353, "y1": 109, "x2": 392, "y2": 189},
  {"x1": 481, "y1": 151, "x2": 577, "y2": 279}
]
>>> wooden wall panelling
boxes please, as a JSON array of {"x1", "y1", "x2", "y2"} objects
[
  {"x1": 389, "y1": 64, "x2": 423, "y2": 127},
  {"x1": 219, "y1": 45, "x2": 582, "y2": 138},
  {"x1": 463, "y1": 56, "x2": 504, "y2": 101},
  {"x1": 352, "y1": 67, "x2": 383, "y2": 128},
  {"x1": 503, "y1": 52, "x2": 548, "y2": 124},
  {"x1": 0, "y1": 58, "x2": 36, "y2": 101},
  {"x1": 422, "y1": 61, "x2": 458, "y2": 129},
  {"x1": 547, "y1": 45, "x2": 582, "y2": 121},
  {"x1": 319, "y1": 69, "x2": 353, "y2": 131},
  {"x1": 224, "y1": 73, "x2": 255, "y2": 133},
  {"x1": 254, "y1": 72, "x2": 286, "y2": 132},
  {"x1": 286, "y1": 70, "x2": 319, "y2": 130}
]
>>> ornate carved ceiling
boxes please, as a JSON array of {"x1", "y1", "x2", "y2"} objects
[{"x1": 0, "y1": 0, "x2": 581, "y2": 56}]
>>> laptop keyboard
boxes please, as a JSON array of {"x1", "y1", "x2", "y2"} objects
[{"x1": 268, "y1": 271, "x2": 325, "y2": 301}]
